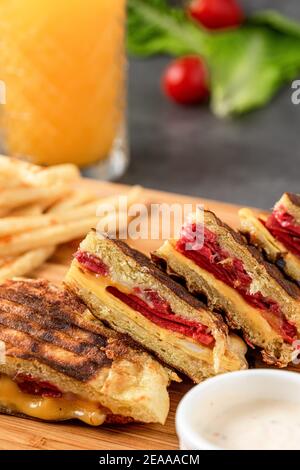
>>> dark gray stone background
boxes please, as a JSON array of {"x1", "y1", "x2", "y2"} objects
[{"x1": 121, "y1": 0, "x2": 300, "y2": 209}]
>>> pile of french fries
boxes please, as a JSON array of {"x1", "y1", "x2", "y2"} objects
[{"x1": 0, "y1": 156, "x2": 141, "y2": 282}]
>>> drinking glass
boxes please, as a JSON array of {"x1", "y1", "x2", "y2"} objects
[{"x1": 0, "y1": 0, "x2": 128, "y2": 179}]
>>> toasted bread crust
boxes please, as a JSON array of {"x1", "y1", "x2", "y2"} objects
[
  {"x1": 286, "y1": 192, "x2": 300, "y2": 208},
  {"x1": 0, "y1": 279, "x2": 154, "y2": 383}
]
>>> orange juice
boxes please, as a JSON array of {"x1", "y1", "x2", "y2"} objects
[{"x1": 0, "y1": 0, "x2": 125, "y2": 166}]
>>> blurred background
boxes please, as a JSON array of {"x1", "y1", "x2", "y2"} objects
[
  {"x1": 1, "y1": 1, "x2": 299, "y2": 210},
  {"x1": 123, "y1": 0, "x2": 300, "y2": 208}
]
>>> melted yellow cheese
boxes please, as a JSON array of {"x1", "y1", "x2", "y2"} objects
[{"x1": 0, "y1": 375, "x2": 106, "y2": 426}]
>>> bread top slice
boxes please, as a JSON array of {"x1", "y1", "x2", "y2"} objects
[
  {"x1": 0, "y1": 279, "x2": 171, "y2": 424},
  {"x1": 165, "y1": 210, "x2": 300, "y2": 332}
]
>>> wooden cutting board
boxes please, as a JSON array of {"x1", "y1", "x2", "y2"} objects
[{"x1": 0, "y1": 179, "x2": 296, "y2": 450}]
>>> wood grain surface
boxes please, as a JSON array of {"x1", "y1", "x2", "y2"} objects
[{"x1": 0, "y1": 179, "x2": 291, "y2": 450}]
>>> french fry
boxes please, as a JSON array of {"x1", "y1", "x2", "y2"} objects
[
  {"x1": 0, "y1": 184, "x2": 71, "y2": 211},
  {"x1": 0, "y1": 217, "x2": 100, "y2": 256},
  {"x1": 0, "y1": 199, "x2": 116, "y2": 236},
  {"x1": 49, "y1": 185, "x2": 143, "y2": 214},
  {"x1": 95, "y1": 211, "x2": 133, "y2": 236},
  {"x1": 124, "y1": 185, "x2": 143, "y2": 205},
  {"x1": 0, "y1": 156, "x2": 144, "y2": 281},
  {"x1": 94, "y1": 185, "x2": 144, "y2": 213},
  {"x1": 0, "y1": 157, "x2": 24, "y2": 188},
  {"x1": 38, "y1": 196, "x2": 69, "y2": 213},
  {"x1": 0, "y1": 205, "x2": 97, "y2": 236},
  {"x1": 0, "y1": 173, "x2": 23, "y2": 189},
  {"x1": 0, "y1": 155, "x2": 39, "y2": 171},
  {"x1": 0, "y1": 155, "x2": 41, "y2": 187},
  {"x1": 22, "y1": 164, "x2": 80, "y2": 187},
  {"x1": 0, "y1": 156, "x2": 79, "y2": 189},
  {"x1": 0, "y1": 255, "x2": 15, "y2": 268},
  {"x1": 9, "y1": 203, "x2": 44, "y2": 217},
  {"x1": 0, "y1": 207, "x2": 135, "y2": 256},
  {"x1": 0, "y1": 208, "x2": 11, "y2": 218},
  {"x1": 0, "y1": 246, "x2": 55, "y2": 283},
  {"x1": 0, "y1": 186, "x2": 144, "y2": 237},
  {"x1": 48, "y1": 190, "x2": 98, "y2": 213}
]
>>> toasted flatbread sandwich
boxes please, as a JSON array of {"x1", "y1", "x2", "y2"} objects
[
  {"x1": 65, "y1": 231, "x2": 247, "y2": 383},
  {"x1": 0, "y1": 279, "x2": 172, "y2": 426},
  {"x1": 240, "y1": 193, "x2": 300, "y2": 284},
  {"x1": 154, "y1": 210, "x2": 300, "y2": 367}
]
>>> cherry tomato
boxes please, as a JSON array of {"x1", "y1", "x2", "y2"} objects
[
  {"x1": 162, "y1": 56, "x2": 209, "y2": 105},
  {"x1": 188, "y1": 0, "x2": 244, "y2": 30}
]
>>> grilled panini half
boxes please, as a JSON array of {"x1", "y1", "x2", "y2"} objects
[
  {"x1": 65, "y1": 231, "x2": 247, "y2": 383},
  {"x1": 154, "y1": 210, "x2": 300, "y2": 367},
  {"x1": 240, "y1": 193, "x2": 300, "y2": 284},
  {"x1": 0, "y1": 279, "x2": 171, "y2": 425}
]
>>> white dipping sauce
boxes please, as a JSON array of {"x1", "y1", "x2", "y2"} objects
[{"x1": 203, "y1": 399, "x2": 300, "y2": 450}]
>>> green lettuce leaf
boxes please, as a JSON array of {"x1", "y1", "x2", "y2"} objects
[
  {"x1": 209, "y1": 26, "x2": 300, "y2": 116},
  {"x1": 250, "y1": 9, "x2": 300, "y2": 38},
  {"x1": 127, "y1": 0, "x2": 209, "y2": 57}
]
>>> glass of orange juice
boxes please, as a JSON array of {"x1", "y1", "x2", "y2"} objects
[{"x1": 0, "y1": 0, "x2": 128, "y2": 179}]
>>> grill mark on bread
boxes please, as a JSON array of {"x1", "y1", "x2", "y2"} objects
[
  {"x1": 0, "y1": 310, "x2": 108, "y2": 363},
  {"x1": 0, "y1": 297, "x2": 108, "y2": 351},
  {"x1": 0, "y1": 279, "x2": 143, "y2": 382},
  {"x1": 0, "y1": 280, "x2": 86, "y2": 319},
  {"x1": 205, "y1": 210, "x2": 300, "y2": 300},
  {"x1": 0, "y1": 329, "x2": 101, "y2": 381}
]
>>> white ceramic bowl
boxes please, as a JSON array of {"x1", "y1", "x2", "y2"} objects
[{"x1": 176, "y1": 369, "x2": 300, "y2": 450}]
